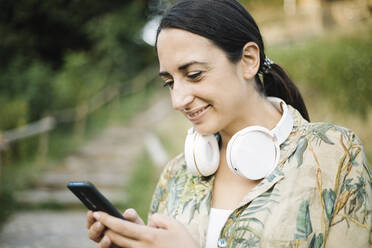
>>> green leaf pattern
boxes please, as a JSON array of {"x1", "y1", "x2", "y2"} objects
[
  {"x1": 295, "y1": 200, "x2": 313, "y2": 239},
  {"x1": 309, "y1": 233, "x2": 324, "y2": 248},
  {"x1": 294, "y1": 136, "x2": 308, "y2": 167},
  {"x1": 149, "y1": 185, "x2": 164, "y2": 213},
  {"x1": 322, "y1": 189, "x2": 336, "y2": 222}
]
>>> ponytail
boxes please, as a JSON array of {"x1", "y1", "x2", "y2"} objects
[{"x1": 256, "y1": 63, "x2": 310, "y2": 121}]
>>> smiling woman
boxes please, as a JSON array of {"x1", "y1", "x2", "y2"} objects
[{"x1": 87, "y1": 1, "x2": 372, "y2": 248}]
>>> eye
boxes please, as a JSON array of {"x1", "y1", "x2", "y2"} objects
[
  {"x1": 163, "y1": 80, "x2": 174, "y2": 89},
  {"x1": 187, "y1": 71, "x2": 202, "y2": 80}
]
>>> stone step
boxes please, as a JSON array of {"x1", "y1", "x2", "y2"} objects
[
  {"x1": 0, "y1": 210, "x2": 96, "y2": 248},
  {"x1": 75, "y1": 128, "x2": 144, "y2": 157},
  {"x1": 0, "y1": 96, "x2": 173, "y2": 247},
  {"x1": 63, "y1": 154, "x2": 135, "y2": 170},
  {"x1": 34, "y1": 171, "x2": 131, "y2": 189},
  {"x1": 73, "y1": 140, "x2": 143, "y2": 163},
  {"x1": 15, "y1": 187, "x2": 127, "y2": 207}
]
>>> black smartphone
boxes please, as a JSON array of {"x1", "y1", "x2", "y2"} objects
[{"x1": 67, "y1": 181, "x2": 126, "y2": 220}]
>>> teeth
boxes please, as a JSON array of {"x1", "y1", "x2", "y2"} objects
[{"x1": 188, "y1": 106, "x2": 208, "y2": 117}]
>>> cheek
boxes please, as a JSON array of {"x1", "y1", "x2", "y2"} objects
[
  {"x1": 210, "y1": 84, "x2": 242, "y2": 111},
  {"x1": 197, "y1": 69, "x2": 244, "y2": 109}
]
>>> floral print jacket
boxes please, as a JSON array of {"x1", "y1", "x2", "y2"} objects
[{"x1": 149, "y1": 106, "x2": 372, "y2": 248}]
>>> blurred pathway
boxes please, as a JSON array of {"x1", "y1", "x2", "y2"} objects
[{"x1": 0, "y1": 96, "x2": 172, "y2": 248}]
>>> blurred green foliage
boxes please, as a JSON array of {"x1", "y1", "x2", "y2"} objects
[
  {"x1": 0, "y1": 1, "x2": 157, "y2": 225},
  {"x1": 269, "y1": 24, "x2": 372, "y2": 117},
  {"x1": 0, "y1": 0, "x2": 156, "y2": 130},
  {"x1": 126, "y1": 151, "x2": 159, "y2": 221}
]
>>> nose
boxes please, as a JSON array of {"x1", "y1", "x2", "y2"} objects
[{"x1": 170, "y1": 81, "x2": 194, "y2": 111}]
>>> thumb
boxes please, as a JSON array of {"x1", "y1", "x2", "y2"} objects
[
  {"x1": 148, "y1": 213, "x2": 173, "y2": 229},
  {"x1": 123, "y1": 208, "x2": 144, "y2": 225}
]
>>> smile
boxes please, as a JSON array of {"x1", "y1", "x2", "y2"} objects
[{"x1": 185, "y1": 105, "x2": 211, "y2": 122}]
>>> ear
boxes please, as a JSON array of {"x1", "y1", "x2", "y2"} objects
[{"x1": 241, "y1": 42, "x2": 260, "y2": 80}]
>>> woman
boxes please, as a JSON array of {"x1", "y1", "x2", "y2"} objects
[{"x1": 87, "y1": 0, "x2": 372, "y2": 247}]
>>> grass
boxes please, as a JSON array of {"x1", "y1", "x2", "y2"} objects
[
  {"x1": 0, "y1": 185, "x2": 16, "y2": 225},
  {"x1": 125, "y1": 151, "x2": 159, "y2": 222},
  {"x1": 268, "y1": 21, "x2": 372, "y2": 118}
]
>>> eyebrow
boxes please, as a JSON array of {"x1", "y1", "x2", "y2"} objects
[{"x1": 158, "y1": 61, "x2": 208, "y2": 77}]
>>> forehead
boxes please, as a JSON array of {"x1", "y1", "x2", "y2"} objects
[{"x1": 157, "y1": 28, "x2": 222, "y2": 71}]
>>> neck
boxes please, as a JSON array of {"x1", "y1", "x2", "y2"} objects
[{"x1": 219, "y1": 95, "x2": 282, "y2": 148}]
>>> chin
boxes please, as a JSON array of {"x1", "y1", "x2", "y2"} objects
[{"x1": 193, "y1": 123, "x2": 219, "y2": 136}]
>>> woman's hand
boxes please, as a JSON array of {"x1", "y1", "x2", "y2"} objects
[
  {"x1": 87, "y1": 208, "x2": 144, "y2": 244},
  {"x1": 94, "y1": 212, "x2": 199, "y2": 248}
]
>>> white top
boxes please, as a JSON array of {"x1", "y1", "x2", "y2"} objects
[{"x1": 206, "y1": 208, "x2": 233, "y2": 248}]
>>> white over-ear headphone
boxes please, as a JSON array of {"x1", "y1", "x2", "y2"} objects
[{"x1": 184, "y1": 97, "x2": 293, "y2": 180}]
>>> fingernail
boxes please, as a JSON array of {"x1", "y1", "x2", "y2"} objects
[
  {"x1": 93, "y1": 212, "x2": 100, "y2": 220},
  {"x1": 126, "y1": 209, "x2": 136, "y2": 216}
]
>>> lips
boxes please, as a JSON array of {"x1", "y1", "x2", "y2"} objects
[{"x1": 185, "y1": 104, "x2": 211, "y2": 122}]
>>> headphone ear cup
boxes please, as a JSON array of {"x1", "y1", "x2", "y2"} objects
[
  {"x1": 184, "y1": 130, "x2": 198, "y2": 175},
  {"x1": 226, "y1": 128, "x2": 279, "y2": 180},
  {"x1": 184, "y1": 129, "x2": 220, "y2": 176},
  {"x1": 194, "y1": 134, "x2": 220, "y2": 176}
]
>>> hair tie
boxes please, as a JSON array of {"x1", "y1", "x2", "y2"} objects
[{"x1": 258, "y1": 56, "x2": 274, "y2": 75}]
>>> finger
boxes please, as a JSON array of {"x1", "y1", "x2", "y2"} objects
[
  {"x1": 87, "y1": 210, "x2": 95, "y2": 229},
  {"x1": 94, "y1": 211, "x2": 153, "y2": 240},
  {"x1": 88, "y1": 221, "x2": 105, "y2": 242},
  {"x1": 104, "y1": 229, "x2": 137, "y2": 248},
  {"x1": 148, "y1": 213, "x2": 171, "y2": 229},
  {"x1": 123, "y1": 208, "x2": 144, "y2": 225},
  {"x1": 97, "y1": 235, "x2": 111, "y2": 248}
]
